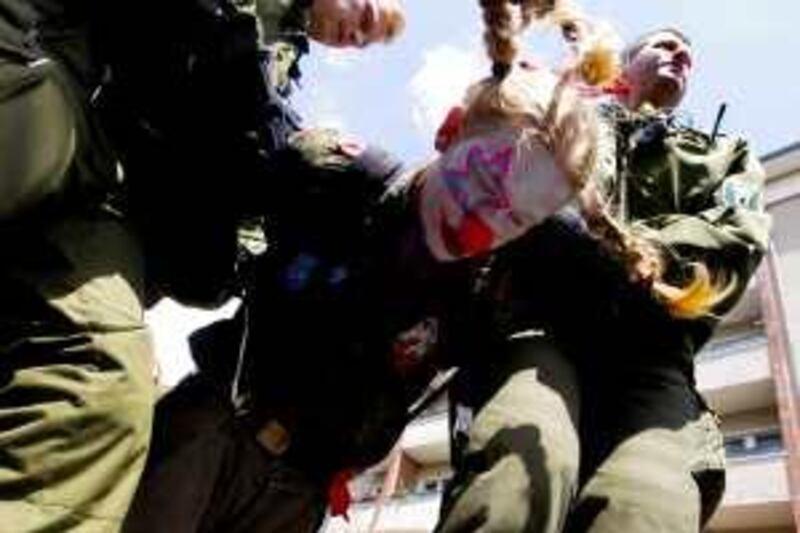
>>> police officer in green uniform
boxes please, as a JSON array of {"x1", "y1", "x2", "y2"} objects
[
  {"x1": 435, "y1": 28, "x2": 771, "y2": 532},
  {"x1": 0, "y1": 0, "x2": 402, "y2": 530}
]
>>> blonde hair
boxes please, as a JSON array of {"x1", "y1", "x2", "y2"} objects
[
  {"x1": 383, "y1": 6, "x2": 406, "y2": 43},
  {"x1": 472, "y1": 0, "x2": 725, "y2": 319},
  {"x1": 479, "y1": 0, "x2": 558, "y2": 71},
  {"x1": 458, "y1": 67, "x2": 597, "y2": 192},
  {"x1": 576, "y1": 188, "x2": 733, "y2": 319}
]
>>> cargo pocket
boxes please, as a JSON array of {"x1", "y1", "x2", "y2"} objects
[{"x1": 0, "y1": 44, "x2": 76, "y2": 219}]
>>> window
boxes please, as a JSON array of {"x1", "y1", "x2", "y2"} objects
[
  {"x1": 412, "y1": 475, "x2": 451, "y2": 496},
  {"x1": 698, "y1": 330, "x2": 767, "y2": 361},
  {"x1": 423, "y1": 479, "x2": 440, "y2": 492},
  {"x1": 724, "y1": 428, "x2": 784, "y2": 459}
]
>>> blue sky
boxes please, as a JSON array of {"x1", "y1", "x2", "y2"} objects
[{"x1": 295, "y1": 0, "x2": 800, "y2": 163}]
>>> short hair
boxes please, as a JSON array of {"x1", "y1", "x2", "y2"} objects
[{"x1": 622, "y1": 28, "x2": 692, "y2": 65}]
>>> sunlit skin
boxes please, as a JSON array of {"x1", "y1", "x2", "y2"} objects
[
  {"x1": 623, "y1": 30, "x2": 693, "y2": 111},
  {"x1": 308, "y1": 0, "x2": 405, "y2": 48}
]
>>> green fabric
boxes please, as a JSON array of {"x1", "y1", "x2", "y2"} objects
[
  {"x1": 0, "y1": 12, "x2": 76, "y2": 220},
  {"x1": 574, "y1": 409, "x2": 724, "y2": 532},
  {"x1": 253, "y1": 0, "x2": 307, "y2": 43},
  {"x1": 437, "y1": 336, "x2": 725, "y2": 533},
  {"x1": 0, "y1": 0, "x2": 119, "y2": 220},
  {"x1": 437, "y1": 106, "x2": 748, "y2": 533},
  {"x1": 250, "y1": 0, "x2": 308, "y2": 92},
  {"x1": 438, "y1": 342, "x2": 580, "y2": 533},
  {"x1": 265, "y1": 40, "x2": 302, "y2": 93},
  {"x1": 0, "y1": 57, "x2": 75, "y2": 219},
  {"x1": 0, "y1": 215, "x2": 156, "y2": 533},
  {"x1": 1, "y1": 7, "x2": 155, "y2": 531},
  {"x1": 597, "y1": 106, "x2": 771, "y2": 315}
]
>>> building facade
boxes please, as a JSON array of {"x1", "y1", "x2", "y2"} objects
[{"x1": 322, "y1": 141, "x2": 800, "y2": 533}]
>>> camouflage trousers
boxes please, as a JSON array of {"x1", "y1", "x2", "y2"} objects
[{"x1": 437, "y1": 333, "x2": 726, "y2": 533}]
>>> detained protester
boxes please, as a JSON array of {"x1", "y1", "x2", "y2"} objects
[
  {"x1": 123, "y1": 127, "x2": 452, "y2": 532},
  {"x1": 123, "y1": 2, "x2": 609, "y2": 530}
]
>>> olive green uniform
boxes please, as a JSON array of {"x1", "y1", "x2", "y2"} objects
[
  {"x1": 436, "y1": 104, "x2": 770, "y2": 532},
  {"x1": 0, "y1": 0, "x2": 308, "y2": 530},
  {"x1": 0, "y1": 1, "x2": 155, "y2": 529}
]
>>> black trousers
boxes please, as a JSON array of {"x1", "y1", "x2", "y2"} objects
[{"x1": 123, "y1": 375, "x2": 326, "y2": 533}]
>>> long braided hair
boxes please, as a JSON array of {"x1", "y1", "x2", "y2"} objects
[
  {"x1": 469, "y1": 0, "x2": 729, "y2": 319},
  {"x1": 479, "y1": 0, "x2": 557, "y2": 76}
]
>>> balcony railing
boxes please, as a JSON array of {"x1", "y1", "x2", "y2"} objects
[
  {"x1": 340, "y1": 428, "x2": 791, "y2": 533},
  {"x1": 696, "y1": 332, "x2": 774, "y2": 414},
  {"x1": 697, "y1": 331, "x2": 768, "y2": 363},
  {"x1": 725, "y1": 428, "x2": 784, "y2": 462},
  {"x1": 715, "y1": 452, "x2": 791, "y2": 531}
]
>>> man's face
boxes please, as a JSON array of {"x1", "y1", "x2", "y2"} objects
[
  {"x1": 308, "y1": 0, "x2": 404, "y2": 48},
  {"x1": 624, "y1": 30, "x2": 693, "y2": 110}
]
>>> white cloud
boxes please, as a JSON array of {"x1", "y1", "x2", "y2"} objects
[{"x1": 408, "y1": 44, "x2": 488, "y2": 142}]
